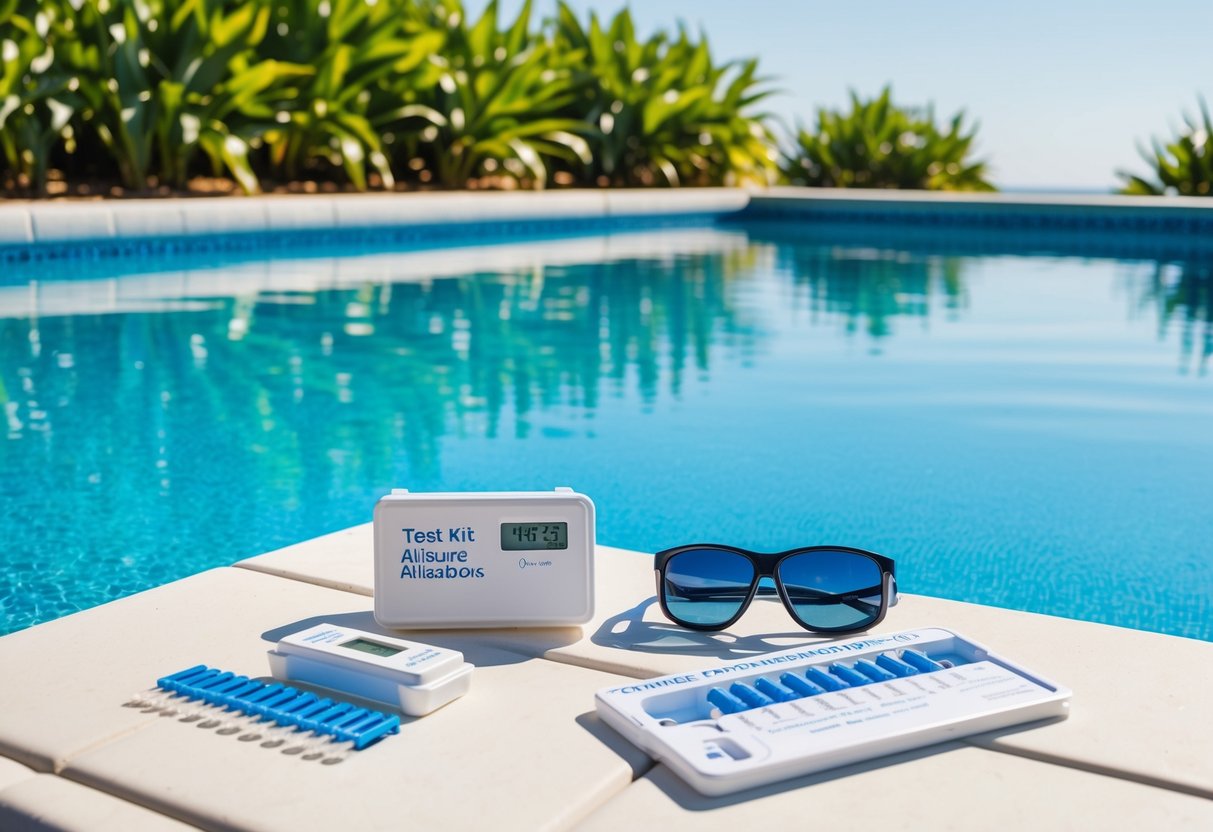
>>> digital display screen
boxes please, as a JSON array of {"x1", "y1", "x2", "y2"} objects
[
  {"x1": 501, "y1": 522, "x2": 569, "y2": 551},
  {"x1": 339, "y1": 638, "x2": 403, "y2": 658}
]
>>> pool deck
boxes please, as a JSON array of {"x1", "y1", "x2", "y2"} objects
[
  {"x1": 3, "y1": 188, "x2": 1213, "y2": 828},
  {"x1": 1, "y1": 527, "x2": 1211, "y2": 830}
]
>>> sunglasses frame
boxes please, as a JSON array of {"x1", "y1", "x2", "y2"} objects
[{"x1": 654, "y1": 544, "x2": 898, "y2": 634}]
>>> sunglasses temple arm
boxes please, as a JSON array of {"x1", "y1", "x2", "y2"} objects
[
  {"x1": 782, "y1": 582, "x2": 887, "y2": 615},
  {"x1": 665, "y1": 586, "x2": 759, "y2": 602}
]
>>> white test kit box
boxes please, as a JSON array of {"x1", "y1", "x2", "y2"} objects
[
  {"x1": 373, "y1": 488, "x2": 595, "y2": 629},
  {"x1": 595, "y1": 627, "x2": 1071, "y2": 795},
  {"x1": 268, "y1": 623, "x2": 474, "y2": 716}
]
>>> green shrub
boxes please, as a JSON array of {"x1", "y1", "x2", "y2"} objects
[
  {"x1": 2, "y1": 2, "x2": 997, "y2": 195},
  {"x1": 256, "y1": 0, "x2": 444, "y2": 190},
  {"x1": 1119, "y1": 97, "x2": 1213, "y2": 196},
  {"x1": 389, "y1": 0, "x2": 592, "y2": 189},
  {"x1": 0, "y1": 2, "x2": 83, "y2": 192},
  {"x1": 554, "y1": 3, "x2": 776, "y2": 187},
  {"x1": 71, "y1": 0, "x2": 317, "y2": 192},
  {"x1": 782, "y1": 86, "x2": 994, "y2": 191}
]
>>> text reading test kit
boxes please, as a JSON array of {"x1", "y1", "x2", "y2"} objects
[
  {"x1": 595, "y1": 628, "x2": 1071, "y2": 795},
  {"x1": 373, "y1": 488, "x2": 596, "y2": 628}
]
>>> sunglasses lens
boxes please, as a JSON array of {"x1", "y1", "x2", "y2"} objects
[
  {"x1": 662, "y1": 548, "x2": 756, "y2": 627},
  {"x1": 778, "y1": 550, "x2": 884, "y2": 631}
]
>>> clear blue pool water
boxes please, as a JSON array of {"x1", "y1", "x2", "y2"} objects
[{"x1": 1, "y1": 221, "x2": 1210, "y2": 639}]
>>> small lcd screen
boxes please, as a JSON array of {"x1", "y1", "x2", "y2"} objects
[
  {"x1": 339, "y1": 638, "x2": 403, "y2": 658},
  {"x1": 501, "y1": 522, "x2": 569, "y2": 551}
]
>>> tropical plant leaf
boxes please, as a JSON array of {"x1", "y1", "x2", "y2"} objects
[
  {"x1": 553, "y1": 4, "x2": 776, "y2": 187},
  {"x1": 782, "y1": 85, "x2": 995, "y2": 192},
  {"x1": 1120, "y1": 96, "x2": 1213, "y2": 196}
]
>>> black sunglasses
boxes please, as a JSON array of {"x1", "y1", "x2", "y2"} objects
[{"x1": 654, "y1": 544, "x2": 897, "y2": 634}]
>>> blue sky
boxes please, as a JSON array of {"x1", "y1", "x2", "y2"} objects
[{"x1": 471, "y1": 0, "x2": 1213, "y2": 190}]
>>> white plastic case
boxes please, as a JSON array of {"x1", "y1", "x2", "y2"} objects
[
  {"x1": 268, "y1": 623, "x2": 473, "y2": 716},
  {"x1": 373, "y1": 488, "x2": 595, "y2": 629},
  {"x1": 594, "y1": 627, "x2": 1071, "y2": 795}
]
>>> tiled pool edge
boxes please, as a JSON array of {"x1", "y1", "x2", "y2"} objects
[
  {"x1": 738, "y1": 188, "x2": 1213, "y2": 257},
  {"x1": 7, "y1": 187, "x2": 1213, "y2": 265},
  {"x1": 0, "y1": 189, "x2": 751, "y2": 264},
  {"x1": 742, "y1": 187, "x2": 1213, "y2": 230}
]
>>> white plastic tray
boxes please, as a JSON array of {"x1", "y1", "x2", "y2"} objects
[{"x1": 594, "y1": 627, "x2": 1071, "y2": 795}]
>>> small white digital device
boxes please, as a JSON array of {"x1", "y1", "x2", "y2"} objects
[
  {"x1": 373, "y1": 488, "x2": 595, "y2": 629},
  {"x1": 595, "y1": 627, "x2": 1070, "y2": 795},
  {"x1": 268, "y1": 623, "x2": 474, "y2": 716}
]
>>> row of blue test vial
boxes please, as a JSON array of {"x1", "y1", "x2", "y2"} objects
[
  {"x1": 157, "y1": 665, "x2": 401, "y2": 750},
  {"x1": 706, "y1": 649, "x2": 952, "y2": 716}
]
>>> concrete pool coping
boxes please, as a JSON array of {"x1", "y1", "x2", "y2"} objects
[
  {"x1": 4, "y1": 186, "x2": 1213, "y2": 254},
  {"x1": 1, "y1": 532, "x2": 1211, "y2": 830},
  {"x1": 0, "y1": 189, "x2": 753, "y2": 249}
]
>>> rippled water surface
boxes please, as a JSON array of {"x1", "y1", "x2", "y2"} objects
[{"x1": 2, "y1": 222, "x2": 1210, "y2": 638}]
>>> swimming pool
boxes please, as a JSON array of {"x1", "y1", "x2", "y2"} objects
[{"x1": 2, "y1": 219, "x2": 1210, "y2": 639}]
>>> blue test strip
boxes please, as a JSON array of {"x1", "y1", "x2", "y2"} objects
[
  {"x1": 901, "y1": 649, "x2": 946, "y2": 673},
  {"x1": 853, "y1": 660, "x2": 897, "y2": 683},
  {"x1": 348, "y1": 715, "x2": 401, "y2": 749},
  {"x1": 234, "y1": 684, "x2": 287, "y2": 711},
  {"x1": 329, "y1": 708, "x2": 376, "y2": 740},
  {"x1": 875, "y1": 653, "x2": 919, "y2": 677},
  {"x1": 253, "y1": 687, "x2": 301, "y2": 717},
  {"x1": 207, "y1": 676, "x2": 253, "y2": 700},
  {"x1": 153, "y1": 665, "x2": 400, "y2": 750},
  {"x1": 158, "y1": 665, "x2": 210, "y2": 688},
  {"x1": 706, "y1": 687, "x2": 748, "y2": 715},
  {"x1": 779, "y1": 672, "x2": 826, "y2": 698},
  {"x1": 336, "y1": 712, "x2": 382, "y2": 738},
  {"x1": 804, "y1": 666, "x2": 847, "y2": 691},
  {"x1": 303, "y1": 702, "x2": 356, "y2": 731},
  {"x1": 293, "y1": 698, "x2": 337, "y2": 724},
  {"x1": 216, "y1": 680, "x2": 264, "y2": 708},
  {"x1": 828, "y1": 663, "x2": 870, "y2": 687},
  {"x1": 271, "y1": 692, "x2": 320, "y2": 726},
  {"x1": 729, "y1": 683, "x2": 775, "y2": 709},
  {"x1": 754, "y1": 678, "x2": 798, "y2": 702},
  {"x1": 159, "y1": 667, "x2": 220, "y2": 695},
  {"x1": 192, "y1": 671, "x2": 235, "y2": 690}
]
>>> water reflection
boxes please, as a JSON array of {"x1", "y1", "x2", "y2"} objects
[
  {"x1": 4, "y1": 233, "x2": 1210, "y2": 491},
  {"x1": 4, "y1": 251, "x2": 766, "y2": 470},
  {"x1": 747, "y1": 221, "x2": 1212, "y2": 367},
  {"x1": 775, "y1": 245, "x2": 967, "y2": 340},
  {"x1": 1140, "y1": 261, "x2": 1212, "y2": 376},
  {"x1": 0, "y1": 236, "x2": 778, "y2": 631},
  {"x1": 1, "y1": 226, "x2": 1210, "y2": 636}
]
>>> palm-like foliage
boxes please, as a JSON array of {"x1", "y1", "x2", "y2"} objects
[
  {"x1": 66, "y1": 0, "x2": 315, "y2": 192},
  {"x1": 0, "y1": 2, "x2": 82, "y2": 192},
  {"x1": 4, "y1": 2, "x2": 1008, "y2": 195},
  {"x1": 389, "y1": 0, "x2": 591, "y2": 188},
  {"x1": 783, "y1": 86, "x2": 994, "y2": 192},
  {"x1": 257, "y1": 0, "x2": 444, "y2": 190},
  {"x1": 1119, "y1": 97, "x2": 1213, "y2": 197},
  {"x1": 554, "y1": 3, "x2": 775, "y2": 187}
]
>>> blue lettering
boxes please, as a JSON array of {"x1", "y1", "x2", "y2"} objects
[
  {"x1": 401, "y1": 528, "x2": 443, "y2": 543},
  {"x1": 448, "y1": 526, "x2": 476, "y2": 543}
]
